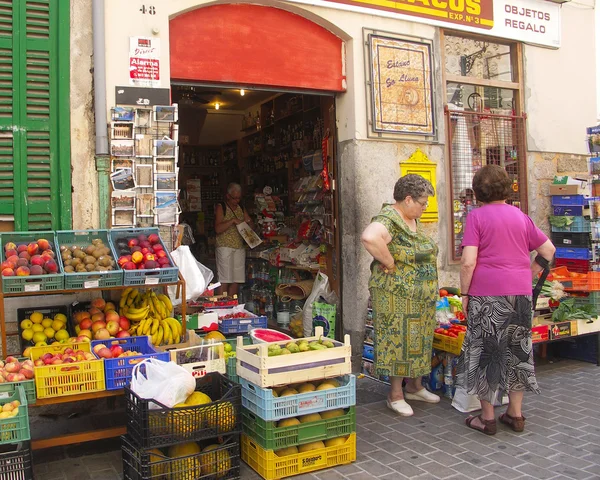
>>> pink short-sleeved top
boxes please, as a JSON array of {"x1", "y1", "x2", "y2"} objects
[{"x1": 461, "y1": 203, "x2": 548, "y2": 296}]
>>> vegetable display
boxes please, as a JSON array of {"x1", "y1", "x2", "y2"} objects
[{"x1": 551, "y1": 298, "x2": 597, "y2": 322}]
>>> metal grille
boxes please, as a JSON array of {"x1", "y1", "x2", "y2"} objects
[{"x1": 445, "y1": 106, "x2": 528, "y2": 260}]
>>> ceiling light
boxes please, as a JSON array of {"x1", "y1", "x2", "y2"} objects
[
  {"x1": 240, "y1": 89, "x2": 245, "y2": 97},
  {"x1": 215, "y1": 102, "x2": 220, "y2": 110}
]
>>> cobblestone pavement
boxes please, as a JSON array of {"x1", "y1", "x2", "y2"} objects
[{"x1": 33, "y1": 358, "x2": 600, "y2": 480}]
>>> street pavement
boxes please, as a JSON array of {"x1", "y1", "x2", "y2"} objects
[{"x1": 32, "y1": 358, "x2": 600, "y2": 479}]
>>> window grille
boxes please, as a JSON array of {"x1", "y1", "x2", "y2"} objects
[{"x1": 445, "y1": 107, "x2": 528, "y2": 261}]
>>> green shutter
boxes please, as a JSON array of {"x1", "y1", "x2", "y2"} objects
[{"x1": 0, "y1": 0, "x2": 71, "y2": 230}]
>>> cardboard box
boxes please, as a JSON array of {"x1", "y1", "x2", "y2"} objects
[
  {"x1": 548, "y1": 320, "x2": 578, "y2": 340},
  {"x1": 532, "y1": 324, "x2": 549, "y2": 343},
  {"x1": 549, "y1": 185, "x2": 586, "y2": 196}
]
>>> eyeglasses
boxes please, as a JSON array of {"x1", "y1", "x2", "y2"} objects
[{"x1": 413, "y1": 197, "x2": 429, "y2": 208}]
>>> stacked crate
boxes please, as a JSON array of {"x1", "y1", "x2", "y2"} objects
[
  {"x1": 0, "y1": 386, "x2": 33, "y2": 480},
  {"x1": 236, "y1": 327, "x2": 356, "y2": 479},
  {"x1": 121, "y1": 372, "x2": 242, "y2": 479}
]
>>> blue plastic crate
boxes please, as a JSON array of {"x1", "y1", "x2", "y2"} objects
[
  {"x1": 91, "y1": 336, "x2": 169, "y2": 390},
  {"x1": 109, "y1": 228, "x2": 179, "y2": 286},
  {"x1": 551, "y1": 216, "x2": 591, "y2": 233},
  {"x1": 240, "y1": 374, "x2": 356, "y2": 422},
  {"x1": 555, "y1": 247, "x2": 591, "y2": 260},
  {"x1": 553, "y1": 205, "x2": 587, "y2": 216},
  {"x1": 219, "y1": 315, "x2": 267, "y2": 334},
  {"x1": 551, "y1": 195, "x2": 588, "y2": 206},
  {"x1": 362, "y1": 344, "x2": 374, "y2": 360}
]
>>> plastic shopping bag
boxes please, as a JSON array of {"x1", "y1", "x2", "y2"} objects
[
  {"x1": 451, "y1": 386, "x2": 509, "y2": 413},
  {"x1": 302, "y1": 272, "x2": 333, "y2": 336},
  {"x1": 130, "y1": 358, "x2": 196, "y2": 409},
  {"x1": 168, "y1": 245, "x2": 214, "y2": 306}
]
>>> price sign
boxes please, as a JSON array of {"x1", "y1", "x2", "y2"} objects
[
  {"x1": 145, "y1": 277, "x2": 159, "y2": 285},
  {"x1": 84, "y1": 280, "x2": 100, "y2": 289},
  {"x1": 24, "y1": 284, "x2": 41, "y2": 292}
]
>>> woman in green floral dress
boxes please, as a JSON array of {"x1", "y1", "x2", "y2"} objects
[{"x1": 361, "y1": 175, "x2": 440, "y2": 416}]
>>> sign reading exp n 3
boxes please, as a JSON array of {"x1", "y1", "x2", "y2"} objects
[{"x1": 327, "y1": 0, "x2": 494, "y2": 29}]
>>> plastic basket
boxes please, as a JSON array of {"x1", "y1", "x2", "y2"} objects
[
  {"x1": 550, "y1": 232, "x2": 591, "y2": 248},
  {"x1": 0, "y1": 231, "x2": 64, "y2": 294},
  {"x1": 555, "y1": 258, "x2": 590, "y2": 273},
  {"x1": 16, "y1": 304, "x2": 71, "y2": 351},
  {"x1": 29, "y1": 343, "x2": 105, "y2": 399},
  {"x1": 552, "y1": 205, "x2": 587, "y2": 217},
  {"x1": 241, "y1": 432, "x2": 356, "y2": 480},
  {"x1": 240, "y1": 375, "x2": 356, "y2": 422},
  {"x1": 109, "y1": 228, "x2": 179, "y2": 286},
  {"x1": 158, "y1": 340, "x2": 226, "y2": 379},
  {"x1": 551, "y1": 217, "x2": 591, "y2": 233},
  {"x1": 0, "y1": 386, "x2": 29, "y2": 445},
  {"x1": 242, "y1": 407, "x2": 356, "y2": 450},
  {"x1": 227, "y1": 356, "x2": 238, "y2": 383},
  {"x1": 568, "y1": 272, "x2": 600, "y2": 291},
  {"x1": 0, "y1": 357, "x2": 36, "y2": 405},
  {"x1": 0, "y1": 441, "x2": 33, "y2": 480},
  {"x1": 56, "y1": 229, "x2": 124, "y2": 289},
  {"x1": 91, "y1": 336, "x2": 170, "y2": 391},
  {"x1": 432, "y1": 332, "x2": 465, "y2": 356},
  {"x1": 125, "y1": 372, "x2": 242, "y2": 449},
  {"x1": 121, "y1": 434, "x2": 240, "y2": 480},
  {"x1": 218, "y1": 315, "x2": 267, "y2": 335},
  {"x1": 555, "y1": 247, "x2": 591, "y2": 260},
  {"x1": 551, "y1": 195, "x2": 588, "y2": 206}
]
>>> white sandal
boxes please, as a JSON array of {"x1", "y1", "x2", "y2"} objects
[
  {"x1": 404, "y1": 388, "x2": 440, "y2": 404},
  {"x1": 386, "y1": 399, "x2": 414, "y2": 416}
]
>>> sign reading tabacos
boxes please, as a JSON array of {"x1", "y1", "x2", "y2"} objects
[{"x1": 327, "y1": 0, "x2": 494, "y2": 29}]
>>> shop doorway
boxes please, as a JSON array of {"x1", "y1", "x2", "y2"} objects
[{"x1": 169, "y1": 4, "x2": 345, "y2": 338}]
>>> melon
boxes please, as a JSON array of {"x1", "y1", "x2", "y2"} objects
[
  {"x1": 148, "y1": 448, "x2": 165, "y2": 477},
  {"x1": 320, "y1": 409, "x2": 345, "y2": 420},
  {"x1": 299, "y1": 413, "x2": 322, "y2": 423},
  {"x1": 298, "y1": 441, "x2": 325, "y2": 453},
  {"x1": 207, "y1": 401, "x2": 236, "y2": 432},
  {"x1": 204, "y1": 331, "x2": 226, "y2": 342},
  {"x1": 324, "y1": 436, "x2": 348, "y2": 447},
  {"x1": 251, "y1": 328, "x2": 293, "y2": 343},
  {"x1": 275, "y1": 446, "x2": 299, "y2": 457},
  {"x1": 168, "y1": 442, "x2": 202, "y2": 479},
  {"x1": 186, "y1": 391, "x2": 212, "y2": 406},
  {"x1": 200, "y1": 444, "x2": 231, "y2": 479},
  {"x1": 297, "y1": 383, "x2": 316, "y2": 393},
  {"x1": 277, "y1": 417, "x2": 301, "y2": 428},
  {"x1": 279, "y1": 388, "x2": 299, "y2": 397}
]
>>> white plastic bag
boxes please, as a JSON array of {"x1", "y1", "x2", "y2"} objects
[
  {"x1": 130, "y1": 358, "x2": 196, "y2": 409},
  {"x1": 302, "y1": 272, "x2": 333, "y2": 336},
  {"x1": 168, "y1": 246, "x2": 214, "y2": 306},
  {"x1": 451, "y1": 386, "x2": 509, "y2": 413}
]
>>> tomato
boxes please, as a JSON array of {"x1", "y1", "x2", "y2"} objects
[
  {"x1": 455, "y1": 312, "x2": 465, "y2": 320},
  {"x1": 439, "y1": 289, "x2": 448, "y2": 297},
  {"x1": 435, "y1": 328, "x2": 445, "y2": 334},
  {"x1": 448, "y1": 332, "x2": 458, "y2": 338}
]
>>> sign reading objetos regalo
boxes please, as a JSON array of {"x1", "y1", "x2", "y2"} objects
[
  {"x1": 129, "y1": 37, "x2": 160, "y2": 87},
  {"x1": 370, "y1": 35, "x2": 435, "y2": 135}
]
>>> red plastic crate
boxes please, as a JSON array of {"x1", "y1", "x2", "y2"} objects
[{"x1": 555, "y1": 258, "x2": 590, "y2": 273}]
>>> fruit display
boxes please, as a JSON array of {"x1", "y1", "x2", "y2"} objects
[
  {"x1": 289, "y1": 315, "x2": 304, "y2": 338},
  {"x1": 119, "y1": 287, "x2": 182, "y2": 346},
  {"x1": 218, "y1": 312, "x2": 253, "y2": 320},
  {"x1": 92, "y1": 342, "x2": 141, "y2": 360},
  {"x1": 20, "y1": 310, "x2": 70, "y2": 348},
  {"x1": 59, "y1": 238, "x2": 116, "y2": 273},
  {"x1": 1, "y1": 237, "x2": 58, "y2": 277},
  {"x1": 0, "y1": 357, "x2": 34, "y2": 383},
  {"x1": 72, "y1": 297, "x2": 132, "y2": 341},
  {"x1": 113, "y1": 232, "x2": 172, "y2": 270},
  {"x1": 0, "y1": 399, "x2": 21, "y2": 420},
  {"x1": 32, "y1": 347, "x2": 96, "y2": 367}
]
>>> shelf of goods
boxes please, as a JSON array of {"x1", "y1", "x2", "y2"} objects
[
  {"x1": 237, "y1": 326, "x2": 356, "y2": 479},
  {"x1": 121, "y1": 372, "x2": 242, "y2": 480},
  {"x1": 0, "y1": 228, "x2": 188, "y2": 451}
]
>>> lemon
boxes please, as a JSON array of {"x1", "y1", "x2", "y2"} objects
[
  {"x1": 42, "y1": 318, "x2": 53, "y2": 328},
  {"x1": 55, "y1": 329, "x2": 69, "y2": 342},
  {"x1": 54, "y1": 313, "x2": 67, "y2": 323},
  {"x1": 51, "y1": 320, "x2": 64, "y2": 332},
  {"x1": 32, "y1": 324, "x2": 44, "y2": 333},
  {"x1": 33, "y1": 332, "x2": 47, "y2": 344},
  {"x1": 43, "y1": 327, "x2": 55, "y2": 339},
  {"x1": 20, "y1": 319, "x2": 33, "y2": 330},
  {"x1": 21, "y1": 328, "x2": 34, "y2": 341},
  {"x1": 30, "y1": 312, "x2": 43, "y2": 324}
]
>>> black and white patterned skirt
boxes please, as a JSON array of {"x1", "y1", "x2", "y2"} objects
[{"x1": 455, "y1": 295, "x2": 541, "y2": 404}]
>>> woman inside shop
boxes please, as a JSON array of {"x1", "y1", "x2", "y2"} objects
[
  {"x1": 458, "y1": 165, "x2": 555, "y2": 435},
  {"x1": 361, "y1": 174, "x2": 440, "y2": 417},
  {"x1": 215, "y1": 183, "x2": 252, "y2": 296}
]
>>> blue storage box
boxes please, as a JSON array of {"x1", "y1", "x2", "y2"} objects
[
  {"x1": 551, "y1": 216, "x2": 591, "y2": 233},
  {"x1": 362, "y1": 344, "x2": 374, "y2": 360},
  {"x1": 555, "y1": 247, "x2": 591, "y2": 260},
  {"x1": 553, "y1": 205, "x2": 588, "y2": 216},
  {"x1": 551, "y1": 195, "x2": 588, "y2": 206},
  {"x1": 219, "y1": 315, "x2": 267, "y2": 334}
]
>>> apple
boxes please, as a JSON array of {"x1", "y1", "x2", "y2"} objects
[
  {"x1": 44, "y1": 259, "x2": 58, "y2": 273},
  {"x1": 123, "y1": 261, "x2": 136, "y2": 270},
  {"x1": 88, "y1": 307, "x2": 102, "y2": 316},
  {"x1": 160, "y1": 263, "x2": 170, "y2": 269},
  {"x1": 105, "y1": 310, "x2": 119, "y2": 323},
  {"x1": 110, "y1": 345, "x2": 124, "y2": 357},
  {"x1": 104, "y1": 302, "x2": 116, "y2": 313},
  {"x1": 92, "y1": 344, "x2": 105, "y2": 354},
  {"x1": 116, "y1": 330, "x2": 130, "y2": 338},
  {"x1": 51, "y1": 358, "x2": 63, "y2": 365},
  {"x1": 106, "y1": 320, "x2": 120, "y2": 336},
  {"x1": 64, "y1": 348, "x2": 74, "y2": 355},
  {"x1": 94, "y1": 328, "x2": 111, "y2": 341},
  {"x1": 80, "y1": 319, "x2": 92, "y2": 331},
  {"x1": 76, "y1": 335, "x2": 91, "y2": 343},
  {"x1": 157, "y1": 256, "x2": 170, "y2": 266},
  {"x1": 97, "y1": 347, "x2": 113, "y2": 359},
  {"x1": 137, "y1": 234, "x2": 148, "y2": 242},
  {"x1": 118, "y1": 317, "x2": 130, "y2": 331},
  {"x1": 117, "y1": 256, "x2": 130, "y2": 267},
  {"x1": 148, "y1": 233, "x2": 160, "y2": 245},
  {"x1": 27, "y1": 243, "x2": 39, "y2": 256},
  {"x1": 130, "y1": 246, "x2": 142, "y2": 254},
  {"x1": 5, "y1": 356, "x2": 19, "y2": 363},
  {"x1": 34, "y1": 359, "x2": 44, "y2": 367},
  {"x1": 144, "y1": 260, "x2": 158, "y2": 270},
  {"x1": 91, "y1": 320, "x2": 106, "y2": 333},
  {"x1": 141, "y1": 248, "x2": 150, "y2": 256},
  {"x1": 128, "y1": 239, "x2": 139, "y2": 247},
  {"x1": 91, "y1": 298, "x2": 106, "y2": 310},
  {"x1": 152, "y1": 244, "x2": 164, "y2": 253},
  {"x1": 84, "y1": 352, "x2": 96, "y2": 361},
  {"x1": 20, "y1": 368, "x2": 34, "y2": 379},
  {"x1": 2, "y1": 268, "x2": 14, "y2": 276},
  {"x1": 37, "y1": 238, "x2": 50, "y2": 251},
  {"x1": 91, "y1": 313, "x2": 105, "y2": 323},
  {"x1": 78, "y1": 329, "x2": 92, "y2": 340}
]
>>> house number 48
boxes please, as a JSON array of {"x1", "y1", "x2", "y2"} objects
[{"x1": 140, "y1": 5, "x2": 156, "y2": 15}]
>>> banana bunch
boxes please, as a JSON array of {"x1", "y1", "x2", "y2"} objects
[{"x1": 119, "y1": 288, "x2": 181, "y2": 345}]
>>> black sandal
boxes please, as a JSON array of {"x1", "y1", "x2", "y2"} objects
[{"x1": 465, "y1": 415, "x2": 497, "y2": 435}]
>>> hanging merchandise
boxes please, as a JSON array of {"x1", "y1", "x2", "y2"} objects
[{"x1": 321, "y1": 132, "x2": 331, "y2": 191}]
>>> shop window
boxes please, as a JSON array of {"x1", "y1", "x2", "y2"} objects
[{"x1": 443, "y1": 32, "x2": 527, "y2": 261}]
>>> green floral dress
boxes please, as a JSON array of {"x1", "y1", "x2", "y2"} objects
[{"x1": 368, "y1": 205, "x2": 438, "y2": 378}]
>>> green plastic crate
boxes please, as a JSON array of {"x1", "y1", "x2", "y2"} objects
[
  {"x1": 0, "y1": 358, "x2": 36, "y2": 405},
  {"x1": 56, "y1": 230, "x2": 123, "y2": 289},
  {"x1": 242, "y1": 406, "x2": 356, "y2": 450},
  {"x1": 0, "y1": 231, "x2": 64, "y2": 294},
  {"x1": 0, "y1": 386, "x2": 30, "y2": 445}
]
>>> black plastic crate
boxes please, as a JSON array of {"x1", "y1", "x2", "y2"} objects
[
  {"x1": 16, "y1": 304, "x2": 71, "y2": 351},
  {"x1": 0, "y1": 441, "x2": 34, "y2": 480},
  {"x1": 557, "y1": 334, "x2": 598, "y2": 364},
  {"x1": 551, "y1": 232, "x2": 591, "y2": 248},
  {"x1": 125, "y1": 372, "x2": 242, "y2": 449},
  {"x1": 121, "y1": 434, "x2": 240, "y2": 480}
]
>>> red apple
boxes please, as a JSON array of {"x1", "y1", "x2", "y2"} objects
[
  {"x1": 137, "y1": 234, "x2": 148, "y2": 242},
  {"x1": 2, "y1": 267, "x2": 14, "y2": 276},
  {"x1": 148, "y1": 233, "x2": 160, "y2": 245},
  {"x1": 128, "y1": 239, "x2": 139, "y2": 247},
  {"x1": 91, "y1": 298, "x2": 106, "y2": 310},
  {"x1": 105, "y1": 310, "x2": 119, "y2": 323},
  {"x1": 37, "y1": 238, "x2": 50, "y2": 251},
  {"x1": 141, "y1": 248, "x2": 150, "y2": 256},
  {"x1": 140, "y1": 241, "x2": 151, "y2": 249},
  {"x1": 92, "y1": 344, "x2": 106, "y2": 355},
  {"x1": 76, "y1": 335, "x2": 91, "y2": 343},
  {"x1": 15, "y1": 266, "x2": 30, "y2": 276},
  {"x1": 123, "y1": 261, "x2": 136, "y2": 270},
  {"x1": 160, "y1": 263, "x2": 170, "y2": 269},
  {"x1": 144, "y1": 260, "x2": 158, "y2": 269},
  {"x1": 116, "y1": 330, "x2": 130, "y2": 338},
  {"x1": 34, "y1": 359, "x2": 44, "y2": 367},
  {"x1": 51, "y1": 358, "x2": 63, "y2": 365},
  {"x1": 130, "y1": 246, "x2": 142, "y2": 253},
  {"x1": 80, "y1": 318, "x2": 93, "y2": 330},
  {"x1": 44, "y1": 259, "x2": 58, "y2": 273},
  {"x1": 106, "y1": 320, "x2": 120, "y2": 336},
  {"x1": 118, "y1": 316, "x2": 130, "y2": 331},
  {"x1": 151, "y1": 243, "x2": 164, "y2": 252},
  {"x1": 27, "y1": 243, "x2": 39, "y2": 256},
  {"x1": 91, "y1": 320, "x2": 106, "y2": 333},
  {"x1": 157, "y1": 257, "x2": 170, "y2": 266},
  {"x1": 110, "y1": 345, "x2": 124, "y2": 357},
  {"x1": 117, "y1": 255, "x2": 131, "y2": 267}
]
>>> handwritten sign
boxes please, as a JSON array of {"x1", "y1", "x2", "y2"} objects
[
  {"x1": 370, "y1": 35, "x2": 434, "y2": 135},
  {"x1": 129, "y1": 37, "x2": 160, "y2": 87}
]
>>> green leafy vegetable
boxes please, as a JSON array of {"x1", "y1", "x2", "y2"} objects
[
  {"x1": 551, "y1": 298, "x2": 597, "y2": 322},
  {"x1": 548, "y1": 216, "x2": 575, "y2": 228}
]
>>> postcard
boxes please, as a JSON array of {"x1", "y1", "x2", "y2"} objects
[
  {"x1": 111, "y1": 139, "x2": 135, "y2": 157},
  {"x1": 112, "y1": 106, "x2": 135, "y2": 122},
  {"x1": 110, "y1": 168, "x2": 136, "y2": 191},
  {"x1": 153, "y1": 105, "x2": 178, "y2": 123}
]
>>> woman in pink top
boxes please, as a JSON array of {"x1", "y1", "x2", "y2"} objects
[{"x1": 457, "y1": 165, "x2": 555, "y2": 435}]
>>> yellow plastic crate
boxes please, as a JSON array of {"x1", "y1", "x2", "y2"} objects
[
  {"x1": 29, "y1": 343, "x2": 105, "y2": 399},
  {"x1": 432, "y1": 332, "x2": 465, "y2": 355},
  {"x1": 242, "y1": 433, "x2": 356, "y2": 480}
]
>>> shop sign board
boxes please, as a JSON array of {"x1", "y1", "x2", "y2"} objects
[
  {"x1": 129, "y1": 37, "x2": 160, "y2": 87},
  {"x1": 369, "y1": 35, "x2": 435, "y2": 136},
  {"x1": 288, "y1": 0, "x2": 561, "y2": 48}
]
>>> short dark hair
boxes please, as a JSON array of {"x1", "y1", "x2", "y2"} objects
[
  {"x1": 472, "y1": 165, "x2": 512, "y2": 203},
  {"x1": 393, "y1": 174, "x2": 434, "y2": 201}
]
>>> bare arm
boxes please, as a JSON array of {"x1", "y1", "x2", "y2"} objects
[
  {"x1": 361, "y1": 222, "x2": 394, "y2": 269},
  {"x1": 214, "y1": 204, "x2": 241, "y2": 234},
  {"x1": 460, "y1": 246, "x2": 478, "y2": 295},
  {"x1": 243, "y1": 208, "x2": 253, "y2": 227},
  {"x1": 531, "y1": 239, "x2": 556, "y2": 278}
]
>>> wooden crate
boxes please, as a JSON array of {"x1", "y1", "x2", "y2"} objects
[{"x1": 235, "y1": 327, "x2": 351, "y2": 388}]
